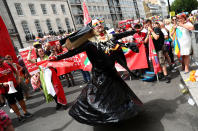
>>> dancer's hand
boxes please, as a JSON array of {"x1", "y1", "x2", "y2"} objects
[{"x1": 49, "y1": 56, "x2": 57, "y2": 61}]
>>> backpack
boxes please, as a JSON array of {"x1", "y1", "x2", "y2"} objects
[{"x1": 141, "y1": 71, "x2": 156, "y2": 82}]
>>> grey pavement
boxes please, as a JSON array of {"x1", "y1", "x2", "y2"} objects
[
  {"x1": 2, "y1": 70, "x2": 198, "y2": 131},
  {"x1": 179, "y1": 61, "x2": 198, "y2": 106}
]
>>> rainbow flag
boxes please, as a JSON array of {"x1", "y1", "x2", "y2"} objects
[
  {"x1": 173, "y1": 29, "x2": 181, "y2": 58},
  {"x1": 122, "y1": 47, "x2": 130, "y2": 54}
]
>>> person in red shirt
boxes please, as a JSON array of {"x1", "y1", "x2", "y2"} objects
[
  {"x1": 132, "y1": 24, "x2": 148, "y2": 77},
  {"x1": 0, "y1": 56, "x2": 32, "y2": 122}
]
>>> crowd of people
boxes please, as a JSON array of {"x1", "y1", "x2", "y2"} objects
[{"x1": 0, "y1": 11, "x2": 197, "y2": 130}]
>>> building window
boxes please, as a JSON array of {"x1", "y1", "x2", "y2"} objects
[
  {"x1": 65, "y1": 18, "x2": 71, "y2": 32},
  {"x1": 51, "y1": 4, "x2": 57, "y2": 14},
  {"x1": 93, "y1": 6, "x2": 96, "y2": 11},
  {"x1": 88, "y1": 6, "x2": 92, "y2": 12},
  {"x1": 56, "y1": 18, "x2": 62, "y2": 31},
  {"x1": 46, "y1": 19, "x2": 53, "y2": 32},
  {"x1": 61, "y1": 5, "x2": 66, "y2": 15},
  {"x1": 21, "y1": 21, "x2": 30, "y2": 35},
  {"x1": 74, "y1": 16, "x2": 83, "y2": 25},
  {"x1": 34, "y1": 20, "x2": 42, "y2": 34},
  {"x1": 14, "y1": 3, "x2": 23, "y2": 15},
  {"x1": 41, "y1": 4, "x2": 47, "y2": 14},
  {"x1": 29, "y1": 4, "x2": 36, "y2": 15}
]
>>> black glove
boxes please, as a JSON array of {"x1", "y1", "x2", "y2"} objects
[{"x1": 127, "y1": 43, "x2": 139, "y2": 53}]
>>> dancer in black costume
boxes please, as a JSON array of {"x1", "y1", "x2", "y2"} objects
[{"x1": 50, "y1": 19, "x2": 143, "y2": 125}]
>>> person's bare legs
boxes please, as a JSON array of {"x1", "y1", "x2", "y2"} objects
[
  {"x1": 65, "y1": 74, "x2": 71, "y2": 87},
  {"x1": 0, "y1": 95, "x2": 5, "y2": 104},
  {"x1": 162, "y1": 65, "x2": 168, "y2": 76},
  {"x1": 68, "y1": 73, "x2": 75, "y2": 86},
  {"x1": 165, "y1": 52, "x2": 172, "y2": 66},
  {"x1": 18, "y1": 100, "x2": 27, "y2": 114},
  {"x1": 9, "y1": 104, "x2": 21, "y2": 117},
  {"x1": 184, "y1": 55, "x2": 190, "y2": 72}
]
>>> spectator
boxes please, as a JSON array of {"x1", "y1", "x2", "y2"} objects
[
  {"x1": 4, "y1": 55, "x2": 31, "y2": 100},
  {"x1": 145, "y1": 19, "x2": 171, "y2": 83},
  {"x1": 44, "y1": 43, "x2": 52, "y2": 56},
  {"x1": 55, "y1": 43, "x2": 75, "y2": 87},
  {"x1": 0, "y1": 56, "x2": 32, "y2": 122},
  {"x1": 158, "y1": 22, "x2": 173, "y2": 68},
  {"x1": 171, "y1": 14, "x2": 194, "y2": 73}
]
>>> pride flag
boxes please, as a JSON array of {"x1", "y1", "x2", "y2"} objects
[
  {"x1": 149, "y1": 35, "x2": 161, "y2": 74},
  {"x1": 173, "y1": 29, "x2": 181, "y2": 58}
]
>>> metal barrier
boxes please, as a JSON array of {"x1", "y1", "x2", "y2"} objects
[{"x1": 191, "y1": 30, "x2": 198, "y2": 64}]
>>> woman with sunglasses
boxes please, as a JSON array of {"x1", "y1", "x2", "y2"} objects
[
  {"x1": 28, "y1": 47, "x2": 67, "y2": 110},
  {"x1": 171, "y1": 14, "x2": 194, "y2": 73},
  {"x1": 50, "y1": 19, "x2": 142, "y2": 125}
]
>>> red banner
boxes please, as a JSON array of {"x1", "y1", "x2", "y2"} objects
[
  {"x1": 115, "y1": 44, "x2": 148, "y2": 71},
  {"x1": 0, "y1": 16, "x2": 18, "y2": 63},
  {"x1": 36, "y1": 54, "x2": 82, "y2": 76},
  {"x1": 19, "y1": 48, "x2": 39, "y2": 75},
  {"x1": 19, "y1": 45, "x2": 148, "y2": 76}
]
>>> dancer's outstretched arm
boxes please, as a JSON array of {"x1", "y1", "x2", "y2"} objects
[
  {"x1": 52, "y1": 42, "x2": 87, "y2": 61},
  {"x1": 111, "y1": 30, "x2": 136, "y2": 42}
]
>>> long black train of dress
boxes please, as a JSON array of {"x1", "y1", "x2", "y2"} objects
[{"x1": 57, "y1": 31, "x2": 143, "y2": 126}]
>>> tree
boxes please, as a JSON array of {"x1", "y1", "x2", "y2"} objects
[{"x1": 171, "y1": 0, "x2": 198, "y2": 14}]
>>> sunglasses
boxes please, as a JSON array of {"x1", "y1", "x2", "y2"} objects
[{"x1": 92, "y1": 20, "x2": 104, "y2": 28}]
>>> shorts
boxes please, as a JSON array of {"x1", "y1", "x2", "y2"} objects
[
  {"x1": 157, "y1": 50, "x2": 165, "y2": 66},
  {"x1": 4, "y1": 86, "x2": 24, "y2": 105}
]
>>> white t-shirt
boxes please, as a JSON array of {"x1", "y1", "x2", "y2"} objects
[{"x1": 161, "y1": 28, "x2": 168, "y2": 36}]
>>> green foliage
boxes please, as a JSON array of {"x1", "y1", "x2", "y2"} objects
[{"x1": 171, "y1": 0, "x2": 198, "y2": 14}]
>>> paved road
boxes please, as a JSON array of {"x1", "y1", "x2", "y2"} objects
[{"x1": 2, "y1": 70, "x2": 198, "y2": 131}]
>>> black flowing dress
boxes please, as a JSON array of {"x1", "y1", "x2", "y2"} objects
[{"x1": 57, "y1": 31, "x2": 143, "y2": 126}]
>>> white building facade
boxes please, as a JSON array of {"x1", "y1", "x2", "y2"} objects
[{"x1": 5, "y1": 0, "x2": 75, "y2": 47}]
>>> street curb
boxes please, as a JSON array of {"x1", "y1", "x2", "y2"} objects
[{"x1": 179, "y1": 70, "x2": 198, "y2": 106}]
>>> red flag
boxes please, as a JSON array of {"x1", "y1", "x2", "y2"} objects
[
  {"x1": 0, "y1": 16, "x2": 18, "y2": 63},
  {"x1": 149, "y1": 35, "x2": 161, "y2": 74},
  {"x1": 83, "y1": 1, "x2": 91, "y2": 25}
]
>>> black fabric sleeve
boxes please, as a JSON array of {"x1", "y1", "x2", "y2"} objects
[
  {"x1": 112, "y1": 30, "x2": 136, "y2": 41},
  {"x1": 59, "y1": 37, "x2": 67, "y2": 45},
  {"x1": 56, "y1": 43, "x2": 87, "y2": 60}
]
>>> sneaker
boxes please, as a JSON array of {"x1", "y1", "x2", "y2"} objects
[
  {"x1": 0, "y1": 102, "x2": 5, "y2": 107},
  {"x1": 24, "y1": 112, "x2": 33, "y2": 118},
  {"x1": 10, "y1": 109, "x2": 14, "y2": 113},
  {"x1": 18, "y1": 116, "x2": 25, "y2": 122}
]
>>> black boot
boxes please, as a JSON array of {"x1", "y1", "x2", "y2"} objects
[
  {"x1": 53, "y1": 96, "x2": 62, "y2": 110},
  {"x1": 56, "y1": 103, "x2": 62, "y2": 110},
  {"x1": 164, "y1": 75, "x2": 171, "y2": 83}
]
